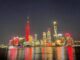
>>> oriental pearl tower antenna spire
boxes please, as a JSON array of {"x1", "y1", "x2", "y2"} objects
[{"x1": 25, "y1": 17, "x2": 30, "y2": 42}]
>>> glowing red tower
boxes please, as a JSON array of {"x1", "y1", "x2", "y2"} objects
[{"x1": 25, "y1": 17, "x2": 30, "y2": 42}]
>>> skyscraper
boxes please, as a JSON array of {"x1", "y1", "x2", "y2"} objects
[
  {"x1": 53, "y1": 21, "x2": 58, "y2": 40},
  {"x1": 47, "y1": 28, "x2": 51, "y2": 42}
]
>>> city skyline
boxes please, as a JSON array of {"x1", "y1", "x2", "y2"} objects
[{"x1": 0, "y1": 0, "x2": 80, "y2": 44}]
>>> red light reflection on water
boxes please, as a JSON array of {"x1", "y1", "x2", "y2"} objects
[
  {"x1": 24, "y1": 48, "x2": 32, "y2": 60},
  {"x1": 67, "y1": 46, "x2": 74, "y2": 60},
  {"x1": 42, "y1": 48, "x2": 45, "y2": 60},
  {"x1": 8, "y1": 47, "x2": 17, "y2": 60}
]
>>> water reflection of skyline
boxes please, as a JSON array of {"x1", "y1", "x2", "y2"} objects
[{"x1": 8, "y1": 46, "x2": 75, "y2": 60}]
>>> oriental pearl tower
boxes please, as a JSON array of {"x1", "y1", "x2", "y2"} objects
[{"x1": 25, "y1": 17, "x2": 30, "y2": 42}]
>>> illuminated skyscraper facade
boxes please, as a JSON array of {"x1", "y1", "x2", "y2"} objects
[
  {"x1": 34, "y1": 34, "x2": 38, "y2": 41},
  {"x1": 53, "y1": 21, "x2": 58, "y2": 40},
  {"x1": 47, "y1": 28, "x2": 51, "y2": 42},
  {"x1": 43, "y1": 32, "x2": 47, "y2": 40}
]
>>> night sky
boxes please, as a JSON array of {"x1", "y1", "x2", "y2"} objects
[{"x1": 0, "y1": 0, "x2": 80, "y2": 44}]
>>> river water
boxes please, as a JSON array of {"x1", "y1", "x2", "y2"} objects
[{"x1": 0, "y1": 46, "x2": 79, "y2": 60}]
